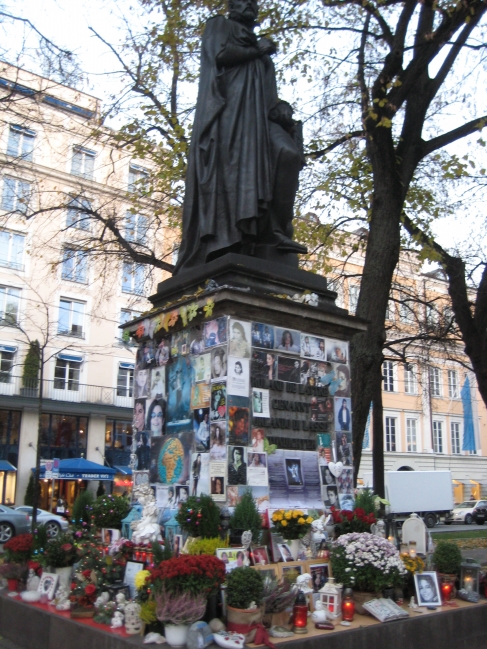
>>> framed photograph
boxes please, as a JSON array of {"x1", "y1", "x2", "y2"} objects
[
  {"x1": 124, "y1": 560, "x2": 145, "y2": 599},
  {"x1": 251, "y1": 546, "x2": 270, "y2": 566},
  {"x1": 174, "y1": 534, "x2": 183, "y2": 557},
  {"x1": 216, "y1": 547, "x2": 249, "y2": 573},
  {"x1": 37, "y1": 572, "x2": 59, "y2": 600},
  {"x1": 277, "y1": 543, "x2": 295, "y2": 562},
  {"x1": 277, "y1": 561, "x2": 304, "y2": 583},
  {"x1": 270, "y1": 532, "x2": 284, "y2": 563},
  {"x1": 306, "y1": 561, "x2": 330, "y2": 592},
  {"x1": 285, "y1": 458, "x2": 304, "y2": 487},
  {"x1": 414, "y1": 571, "x2": 441, "y2": 606},
  {"x1": 101, "y1": 528, "x2": 121, "y2": 545},
  {"x1": 252, "y1": 564, "x2": 278, "y2": 581}
]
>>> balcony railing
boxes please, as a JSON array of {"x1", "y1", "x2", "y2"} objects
[{"x1": 0, "y1": 375, "x2": 134, "y2": 408}]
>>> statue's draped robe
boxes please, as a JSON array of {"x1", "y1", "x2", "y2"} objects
[{"x1": 175, "y1": 16, "x2": 285, "y2": 272}]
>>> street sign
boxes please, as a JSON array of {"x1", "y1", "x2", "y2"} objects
[
  {"x1": 52, "y1": 458, "x2": 60, "y2": 475},
  {"x1": 45, "y1": 460, "x2": 53, "y2": 480}
]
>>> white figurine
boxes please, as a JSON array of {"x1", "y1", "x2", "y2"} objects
[
  {"x1": 296, "y1": 573, "x2": 313, "y2": 594},
  {"x1": 95, "y1": 592, "x2": 110, "y2": 609},
  {"x1": 311, "y1": 600, "x2": 329, "y2": 624},
  {"x1": 115, "y1": 592, "x2": 127, "y2": 611},
  {"x1": 111, "y1": 611, "x2": 124, "y2": 629},
  {"x1": 125, "y1": 601, "x2": 143, "y2": 635},
  {"x1": 55, "y1": 585, "x2": 71, "y2": 612},
  {"x1": 26, "y1": 568, "x2": 40, "y2": 592},
  {"x1": 131, "y1": 485, "x2": 161, "y2": 544}
]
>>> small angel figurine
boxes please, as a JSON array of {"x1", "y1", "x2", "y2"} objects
[
  {"x1": 115, "y1": 592, "x2": 127, "y2": 611},
  {"x1": 111, "y1": 611, "x2": 124, "y2": 629}
]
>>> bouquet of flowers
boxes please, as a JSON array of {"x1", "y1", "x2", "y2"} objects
[
  {"x1": 43, "y1": 533, "x2": 77, "y2": 568},
  {"x1": 401, "y1": 554, "x2": 425, "y2": 577},
  {"x1": 0, "y1": 562, "x2": 26, "y2": 580},
  {"x1": 330, "y1": 532, "x2": 406, "y2": 592},
  {"x1": 4, "y1": 533, "x2": 33, "y2": 563},
  {"x1": 69, "y1": 569, "x2": 99, "y2": 608},
  {"x1": 330, "y1": 507, "x2": 377, "y2": 537},
  {"x1": 271, "y1": 510, "x2": 314, "y2": 540}
]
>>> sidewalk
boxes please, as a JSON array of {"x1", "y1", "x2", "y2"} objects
[{"x1": 0, "y1": 637, "x2": 26, "y2": 649}]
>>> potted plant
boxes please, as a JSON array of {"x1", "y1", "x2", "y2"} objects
[
  {"x1": 262, "y1": 578, "x2": 296, "y2": 629},
  {"x1": 0, "y1": 561, "x2": 27, "y2": 591},
  {"x1": 226, "y1": 567, "x2": 265, "y2": 642},
  {"x1": 149, "y1": 554, "x2": 225, "y2": 648},
  {"x1": 330, "y1": 532, "x2": 406, "y2": 614},
  {"x1": 271, "y1": 509, "x2": 314, "y2": 559},
  {"x1": 229, "y1": 489, "x2": 262, "y2": 545},
  {"x1": 330, "y1": 507, "x2": 377, "y2": 537},
  {"x1": 433, "y1": 540, "x2": 462, "y2": 595},
  {"x1": 4, "y1": 533, "x2": 33, "y2": 564},
  {"x1": 176, "y1": 494, "x2": 220, "y2": 540},
  {"x1": 43, "y1": 532, "x2": 78, "y2": 591},
  {"x1": 90, "y1": 494, "x2": 130, "y2": 529},
  {"x1": 69, "y1": 569, "x2": 99, "y2": 617}
]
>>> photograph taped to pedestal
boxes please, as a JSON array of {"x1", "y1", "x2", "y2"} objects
[
  {"x1": 227, "y1": 445, "x2": 247, "y2": 485},
  {"x1": 229, "y1": 319, "x2": 251, "y2": 358},
  {"x1": 150, "y1": 368, "x2": 166, "y2": 398},
  {"x1": 227, "y1": 356, "x2": 250, "y2": 396},
  {"x1": 228, "y1": 406, "x2": 249, "y2": 446},
  {"x1": 190, "y1": 452, "x2": 210, "y2": 497},
  {"x1": 250, "y1": 350, "x2": 276, "y2": 381},
  {"x1": 337, "y1": 468, "x2": 354, "y2": 494},
  {"x1": 135, "y1": 368, "x2": 149, "y2": 398},
  {"x1": 136, "y1": 340, "x2": 155, "y2": 370},
  {"x1": 204, "y1": 316, "x2": 228, "y2": 348},
  {"x1": 211, "y1": 346, "x2": 227, "y2": 380},
  {"x1": 211, "y1": 381, "x2": 227, "y2": 420},
  {"x1": 317, "y1": 433, "x2": 333, "y2": 465},
  {"x1": 277, "y1": 355, "x2": 301, "y2": 383},
  {"x1": 189, "y1": 325, "x2": 206, "y2": 355},
  {"x1": 191, "y1": 382, "x2": 211, "y2": 409},
  {"x1": 192, "y1": 353, "x2": 211, "y2": 383},
  {"x1": 247, "y1": 452, "x2": 268, "y2": 487},
  {"x1": 300, "y1": 334, "x2": 325, "y2": 360},
  {"x1": 171, "y1": 330, "x2": 189, "y2": 357},
  {"x1": 210, "y1": 421, "x2": 227, "y2": 460},
  {"x1": 336, "y1": 430, "x2": 353, "y2": 467},
  {"x1": 150, "y1": 432, "x2": 191, "y2": 485},
  {"x1": 275, "y1": 328, "x2": 300, "y2": 354},
  {"x1": 268, "y1": 450, "x2": 322, "y2": 509},
  {"x1": 325, "y1": 339, "x2": 348, "y2": 364},
  {"x1": 167, "y1": 356, "x2": 192, "y2": 424},
  {"x1": 155, "y1": 336, "x2": 171, "y2": 366},
  {"x1": 335, "y1": 398, "x2": 352, "y2": 433},
  {"x1": 252, "y1": 388, "x2": 270, "y2": 418},
  {"x1": 193, "y1": 407, "x2": 210, "y2": 451},
  {"x1": 251, "y1": 322, "x2": 275, "y2": 350},
  {"x1": 146, "y1": 397, "x2": 166, "y2": 437}
]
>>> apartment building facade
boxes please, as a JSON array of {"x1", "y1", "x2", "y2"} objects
[
  {"x1": 0, "y1": 63, "x2": 170, "y2": 507},
  {"x1": 328, "y1": 233, "x2": 487, "y2": 503}
]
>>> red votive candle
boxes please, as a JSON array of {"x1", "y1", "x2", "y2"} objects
[
  {"x1": 292, "y1": 591, "x2": 309, "y2": 634},
  {"x1": 441, "y1": 582, "x2": 453, "y2": 602},
  {"x1": 342, "y1": 598, "x2": 355, "y2": 621}
]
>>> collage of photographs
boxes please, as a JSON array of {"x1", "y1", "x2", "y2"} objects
[{"x1": 133, "y1": 315, "x2": 354, "y2": 530}]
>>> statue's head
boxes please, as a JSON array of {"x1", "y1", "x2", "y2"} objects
[{"x1": 228, "y1": 0, "x2": 258, "y2": 23}]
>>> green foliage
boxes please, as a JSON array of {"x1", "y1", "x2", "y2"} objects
[
  {"x1": 187, "y1": 537, "x2": 228, "y2": 555},
  {"x1": 433, "y1": 541, "x2": 462, "y2": 575},
  {"x1": 22, "y1": 341, "x2": 40, "y2": 388},
  {"x1": 33, "y1": 524, "x2": 49, "y2": 556},
  {"x1": 229, "y1": 489, "x2": 262, "y2": 543},
  {"x1": 24, "y1": 474, "x2": 35, "y2": 506},
  {"x1": 43, "y1": 532, "x2": 77, "y2": 568},
  {"x1": 75, "y1": 530, "x2": 124, "y2": 586},
  {"x1": 90, "y1": 494, "x2": 131, "y2": 530},
  {"x1": 176, "y1": 494, "x2": 220, "y2": 538},
  {"x1": 226, "y1": 567, "x2": 264, "y2": 610},
  {"x1": 71, "y1": 490, "x2": 94, "y2": 526},
  {"x1": 354, "y1": 488, "x2": 377, "y2": 516},
  {"x1": 152, "y1": 540, "x2": 171, "y2": 564}
]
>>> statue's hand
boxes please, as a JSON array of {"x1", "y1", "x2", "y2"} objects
[{"x1": 257, "y1": 37, "x2": 277, "y2": 56}]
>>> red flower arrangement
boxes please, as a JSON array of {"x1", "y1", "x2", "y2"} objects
[
  {"x1": 4, "y1": 533, "x2": 33, "y2": 563},
  {"x1": 331, "y1": 507, "x2": 377, "y2": 537},
  {"x1": 28, "y1": 560, "x2": 42, "y2": 576},
  {"x1": 69, "y1": 570, "x2": 99, "y2": 608},
  {"x1": 149, "y1": 554, "x2": 226, "y2": 597}
]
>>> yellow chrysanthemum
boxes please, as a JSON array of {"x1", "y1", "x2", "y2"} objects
[
  {"x1": 135, "y1": 570, "x2": 150, "y2": 590},
  {"x1": 285, "y1": 512, "x2": 292, "y2": 520},
  {"x1": 281, "y1": 519, "x2": 288, "y2": 527},
  {"x1": 306, "y1": 516, "x2": 313, "y2": 524},
  {"x1": 292, "y1": 511, "x2": 299, "y2": 518},
  {"x1": 275, "y1": 514, "x2": 283, "y2": 521},
  {"x1": 272, "y1": 513, "x2": 279, "y2": 522},
  {"x1": 298, "y1": 517, "x2": 306, "y2": 524}
]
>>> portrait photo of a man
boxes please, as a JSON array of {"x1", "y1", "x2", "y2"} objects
[{"x1": 285, "y1": 458, "x2": 303, "y2": 486}]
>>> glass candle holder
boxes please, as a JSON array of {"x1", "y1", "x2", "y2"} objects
[
  {"x1": 292, "y1": 591, "x2": 308, "y2": 634},
  {"x1": 441, "y1": 581, "x2": 453, "y2": 602},
  {"x1": 341, "y1": 589, "x2": 355, "y2": 622}
]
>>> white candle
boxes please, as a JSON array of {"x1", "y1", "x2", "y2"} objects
[{"x1": 464, "y1": 576, "x2": 473, "y2": 592}]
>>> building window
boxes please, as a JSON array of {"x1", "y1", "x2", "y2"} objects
[
  {"x1": 54, "y1": 357, "x2": 82, "y2": 391},
  {"x1": 58, "y1": 299, "x2": 85, "y2": 337},
  {"x1": 119, "y1": 309, "x2": 141, "y2": 339},
  {"x1": 448, "y1": 369, "x2": 459, "y2": 399},
  {"x1": 406, "y1": 418, "x2": 417, "y2": 452},
  {"x1": 0, "y1": 231, "x2": 25, "y2": 271},
  {"x1": 1, "y1": 177, "x2": 31, "y2": 214},
  {"x1": 426, "y1": 304, "x2": 439, "y2": 326},
  {"x1": 0, "y1": 286, "x2": 20, "y2": 326},
  {"x1": 429, "y1": 366, "x2": 442, "y2": 397},
  {"x1": 122, "y1": 262, "x2": 145, "y2": 295},
  {"x1": 0, "y1": 409, "x2": 21, "y2": 469},
  {"x1": 7, "y1": 125, "x2": 35, "y2": 161},
  {"x1": 451, "y1": 422, "x2": 461, "y2": 455},
  {"x1": 125, "y1": 212, "x2": 148, "y2": 244},
  {"x1": 0, "y1": 348, "x2": 15, "y2": 383},
  {"x1": 71, "y1": 146, "x2": 95, "y2": 180},
  {"x1": 404, "y1": 364, "x2": 416, "y2": 394},
  {"x1": 61, "y1": 248, "x2": 88, "y2": 283},
  {"x1": 382, "y1": 361, "x2": 395, "y2": 392},
  {"x1": 399, "y1": 299, "x2": 414, "y2": 324},
  {"x1": 433, "y1": 420, "x2": 443, "y2": 453},
  {"x1": 385, "y1": 416, "x2": 397, "y2": 452},
  {"x1": 117, "y1": 363, "x2": 134, "y2": 397},
  {"x1": 348, "y1": 284, "x2": 359, "y2": 314},
  {"x1": 105, "y1": 419, "x2": 133, "y2": 467},
  {"x1": 39, "y1": 413, "x2": 87, "y2": 460},
  {"x1": 385, "y1": 301, "x2": 393, "y2": 321},
  {"x1": 128, "y1": 165, "x2": 149, "y2": 193},
  {"x1": 66, "y1": 197, "x2": 91, "y2": 231}
]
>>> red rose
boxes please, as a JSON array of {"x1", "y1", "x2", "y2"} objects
[
  {"x1": 82, "y1": 569, "x2": 91, "y2": 578},
  {"x1": 84, "y1": 584, "x2": 96, "y2": 596},
  {"x1": 61, "y1": 544, "x2": 73, "y2": 552}
]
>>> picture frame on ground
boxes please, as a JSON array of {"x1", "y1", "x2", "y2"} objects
[
  {"x1": 277, "y1": 562, "x2": 304, "y2": 584},
  {"x1": 251, "y1": 546, "x2": 270, "y2": 566},
  {"x1": 414, "y1": 571, "x2": 441, "y2": 606},
  {"x1": 37, "y1": 573, "x2": 58, "y2": 600}
]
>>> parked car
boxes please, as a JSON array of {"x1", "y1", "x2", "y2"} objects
[
  {"x1": 14, "y1": 507, "x2": 69, "y2": 538},
  {"x1": 0, "y1": 505, "x2": 31, "y2": 543},
  {"x1": 472, "y1": 503, "x2": 487, "y2": 525},
  {"x1": 445, "y1": 500, "x2": 487, "y2": 525}
]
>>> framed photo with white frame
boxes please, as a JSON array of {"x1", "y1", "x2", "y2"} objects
[
  {"x1": 414, "y1": 571, "x2": 441, "y2": 606},
  {"x1": 37, "y1": 572, "x2": 59, "y2": 600},
  {"x1": 124, "y1": 560, "x2": 145, "y2": 599}
]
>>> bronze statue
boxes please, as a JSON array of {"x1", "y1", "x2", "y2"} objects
[{"x1": 174, "y1": 0, "x2": 306, "y2": 274}]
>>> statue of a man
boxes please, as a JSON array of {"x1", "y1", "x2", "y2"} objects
[{"x1": 174, "y1": 0, "x2": 306, "y2": 274}]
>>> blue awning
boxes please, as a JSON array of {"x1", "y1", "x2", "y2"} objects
[
  {"x1": 33, "y1": 458, "x2": 116, "y2": 480},
  {"x1": 0, "y1": 345, "x2": 17, "y2": 354},
  {"x1": 0, "y1": 461, "x2": 16, "y2": 471},
  {"x1": 57, "y1": 353, "x2": 83, "y2": 363},
  {"x1": 119, "y1": 362, "x2": 134, "y2": 370},
  {"x1": 113, "y1": 466, "x2": 132, "y2": 475}
]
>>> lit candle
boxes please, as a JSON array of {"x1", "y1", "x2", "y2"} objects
[
  {"x1": 441, "y1": 582, "x2": 452, "y2": 602},
  {"x1": 341, "y1": 590, "x2": 355, "y2": 622},
  {"x1": 291, "y1": 591, "x2": 309, "y2": 634},
  {"x1": 388, "y1": 535, "x2": 395, "y2": 544},
  {"x1": 409, "y1": 541, "x2": 417, "y2": 558},
  {"x1": 464, "y1": 576, "x2": 473, "y2": 592},
  {"x1": 328, "y1": 599, "x2": 334, "y2": 613}
]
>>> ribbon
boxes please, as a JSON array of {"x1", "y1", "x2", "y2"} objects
[{"x1": 227, "y1": 621, "x2": 277, "y2": 649}]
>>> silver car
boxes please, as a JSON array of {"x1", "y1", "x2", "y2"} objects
[
  {"x1": 0, "y1": 505, "x2": 31, "y2": 543},
  {"x1": 14, "y1": 507, "x2": 69, "y2": 538}
]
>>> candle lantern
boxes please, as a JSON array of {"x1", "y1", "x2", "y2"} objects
[
  {"x1": 461, "y1": 558, "x2": 481, "y2": 594},
  {"x1": 319, "y1": 577, "x2": 342, "y2": 620},
  {"x1": 291, "y1": 590, "x2": 309, "y2": 634},
  {"x1": 341, "y1": 588, "x2": 355, "y2": 622},
  {"x1": 408, "y1": 541, "x2": 417, "y2": 558},
  {"x1": 400, "y1": 543, "x2": 409, "y2": 556},
  {"x1": 164, "y1": 514, "x2": 181, "y2": 553}
]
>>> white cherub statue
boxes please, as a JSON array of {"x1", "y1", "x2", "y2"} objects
[
  {"x1": 55, "y1": 585, "x2": 71, "y2": 611},
  {"x1": 296, "y1": 573, "x2": 313, "y2": 594},
  {"x1": 111, "y1": 611, "x2": 124, "y2": 629},
  {"x1": 131, "y1": 485, "x2": 161, "y2": 544},
  {"x1": 26, "y1": 568, "x2": 40, "y2": 591},
  {"x1": 311, "y1": 600, "x2": 329, "y2": 624},
  {"x1": 95, "y1": 592, "x2": 110, "y2": 609},
  {"x1": 116, "y1": 592, "x2": 127, "y2": 612}
]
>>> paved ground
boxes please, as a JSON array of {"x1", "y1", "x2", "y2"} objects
[{"x1": 0, "y1": 637, "x2": 25, "y2": 649}]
